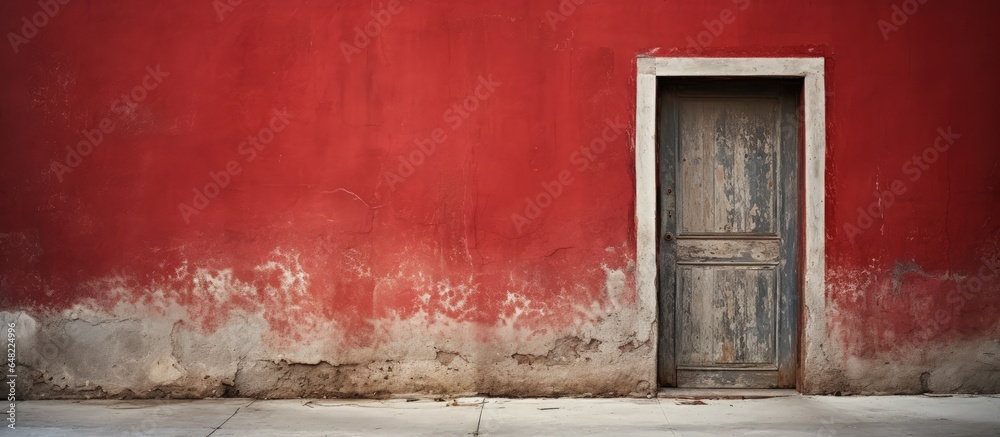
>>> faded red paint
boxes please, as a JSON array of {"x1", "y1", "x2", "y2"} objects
[{"x1": 1, "y1": 0, "x2": 999, "y2": 363}]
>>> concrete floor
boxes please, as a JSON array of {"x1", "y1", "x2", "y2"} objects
[{"x1": 8, "y1": 395, "x2": 1000, "y2": 436}]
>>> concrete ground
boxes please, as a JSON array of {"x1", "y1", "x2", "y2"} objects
[{"x1": 7, "y1": 394, "x2": 1000, "y2": 436}]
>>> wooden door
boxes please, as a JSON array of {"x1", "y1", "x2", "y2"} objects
[{"x1": 657, "y1": 79, "x2": 801, "y2": 388}]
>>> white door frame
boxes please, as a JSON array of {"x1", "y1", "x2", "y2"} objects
[{"x1": 634, "y1": 57, "x2": 826, "y2": 389}]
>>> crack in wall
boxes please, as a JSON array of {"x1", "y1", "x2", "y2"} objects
[
  {"x1": 435, "y1": 349, "x2": 465, "y2": 368},
  {"x1": 511, "y1": 336, "x2": 602, "y2": 366},
  {"x1": 618, "y1": 339, "x2": 651, "y2": 354}
]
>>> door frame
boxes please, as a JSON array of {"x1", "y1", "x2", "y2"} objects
[{"x1": 634, "y1": 57, "x2": 826, "y2": 390}]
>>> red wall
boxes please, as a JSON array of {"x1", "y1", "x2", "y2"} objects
[{"x1": 2, "y1": 0, "x2": 999, "y2": 392}]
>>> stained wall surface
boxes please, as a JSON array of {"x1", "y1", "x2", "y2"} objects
[{"x1": 1, "y1": 0, "x2": 998, "y2": 397}]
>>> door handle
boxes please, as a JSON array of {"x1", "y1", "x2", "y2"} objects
[{"x1": 663, "y1": 232, "x2": 673, "y2": 241}]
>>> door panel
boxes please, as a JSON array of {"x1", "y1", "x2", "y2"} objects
[
  {"x1": 675, "y1": 239, "x2": 780, "y2": 263},
  {"x1": 677, "y1": 98, "x2": 777, "y2": 235},
  {"x1": 677, "y1": 266, "x2": 776, "y2": 366},
  {"x1": 657, "y1": 79, "x2": 801, "y2": 389}
]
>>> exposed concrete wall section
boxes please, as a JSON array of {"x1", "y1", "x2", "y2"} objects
[{"x1": 2, "y1": 251, "x2": 656, "y2": 398}]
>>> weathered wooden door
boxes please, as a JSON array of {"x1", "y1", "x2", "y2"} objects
[{"x1": 657, "y1": 79, "x2": 800, "y2": 388}]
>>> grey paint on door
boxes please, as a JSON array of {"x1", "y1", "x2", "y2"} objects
[{"x1": 657, "y1": 79, "x2": 801, "y2": 388}]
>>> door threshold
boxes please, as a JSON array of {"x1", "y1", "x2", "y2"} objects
[{"x1": 658, "y1": 388, "x2": 798, "y2": 400}]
